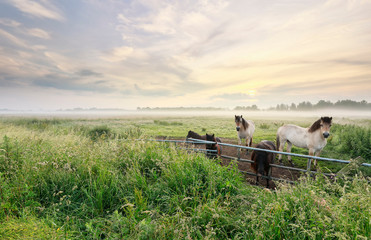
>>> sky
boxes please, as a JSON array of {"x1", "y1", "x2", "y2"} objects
[{"x1": 0, "y1": 0, "x2": 371, "y2": 110}]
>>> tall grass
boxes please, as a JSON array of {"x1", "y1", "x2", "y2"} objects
[
  {"x1": 0, "y1": 118, "x2": 370, "y2": 239},
  {"x1": 333, "y1": 124, "x2": 370, "y2": 160}
]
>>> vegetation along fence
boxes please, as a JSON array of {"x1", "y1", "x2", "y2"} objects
[{"x1": 145, "y1": 138, "x2": 371, "y2": 185}]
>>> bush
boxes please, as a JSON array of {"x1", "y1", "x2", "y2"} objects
[
  {"x1": 87, "y1": 125, "x2": 113, "y2": 141},
  {"x1": 331, "y1": 124, "x2": 371, "y2": 161}
]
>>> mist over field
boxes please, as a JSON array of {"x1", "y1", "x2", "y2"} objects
[{"x1": 1, "y1": 108, "x2": 371, "y2": 120}]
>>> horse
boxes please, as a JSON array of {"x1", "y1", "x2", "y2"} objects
[
  {"x1": 276, "y1": 117, "x2": 332, "y2": 167},
  {"x1": 235, "y1": 115, "x2": 255, "y2": 150},
  {"x1": 250, "y1": 140, "x2": 276, "y2": 188},
  {"x1": 186, "y1": 130, "x2": 206, "y2": 144},
  {"x1": 205, "y1": 133, "x2": 222, "y2": 158}
]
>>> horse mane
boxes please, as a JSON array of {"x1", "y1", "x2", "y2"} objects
[
  {"x1": 308, "y1": 117, "x2": 332, "y2": 133},
  {"x1": 241, "y1": 117, "x2": 249, "y2": 130},
  {"x1": 308, "y1": 119, "x2": 321, "y2": 133}
]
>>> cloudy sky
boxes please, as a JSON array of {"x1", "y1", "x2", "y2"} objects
[{"x1": 1, "y1": 0, "x2": 370, "y2": 110}]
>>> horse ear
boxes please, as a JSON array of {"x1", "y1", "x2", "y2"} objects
[
  {"x1": 241, "y1": 115, "x2": 243, "y2": 118},
  {"x1": 212, "y1": 134, "x2": 215, "y2": 137},
  {"x1": 330, "y1": 117, "x2": 332, "y2": 120}
]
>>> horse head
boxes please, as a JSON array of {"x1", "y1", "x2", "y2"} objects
[
  {"x1": 205, "y1": 133, "x2": 216, "y2": 149},
  {"x1": 320, "y1": 117, "x2": 332, "y2": 138},
  {"x1": 235, "y1": 115, "x2": 243, "y2": 131}
]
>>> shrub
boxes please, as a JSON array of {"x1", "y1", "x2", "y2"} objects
[
  {"x1": 88, "y1": 125, "x2": 112, "y2": 141},
  {"x1": 332, "y1": 125, "x2": 371, "y2": 160}
]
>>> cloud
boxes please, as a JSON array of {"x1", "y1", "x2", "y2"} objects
[
  {"x1": 0, "y1": 28, "x2": 27, "y2": 47},
  {"x1": 136, "y1": 5, "x2": 177, "y2": 35},
  {"x1": 8, "y1": 0, "x2": 64, "y2": 21},
  {"x1": 44, "y1": 51, "x2": 77, "y2": 72},
  {"x1": 256, "y1": 74, "x2": 371, "y2": 101},
  {"x1": 0, "y1": 74, "x2": 18, "y2": 87},
  {"x1": 0, "y1": 18, "x2": 21, "y2": 27},
  {"x1": 211, "y1": 92, "x2": 254, "y2": 101},
  {"x1": 101, "y1": 46, "x2": 134, "y2": 62},
  {"x1": 182, "y1": 21, "x2": 233, "y2": 58},
  {"x1": 75, "y1": 69, "x2": 103, "y2": 77},
  {"x1": 1, "y1": 0, "x2": 371, "y2": 110},
  {"x1": 134, "y1": 84, "x2": 172, "y2": 97},
  {"x1": 32, "y1": 74, "x2": 115, "y2": 93},
  {"x1": 27, "y1": 28, "x2": 50, "y2": 39}
]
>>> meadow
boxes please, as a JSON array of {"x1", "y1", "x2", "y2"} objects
[{"x1": 0, "y1": 113, "x2": 370, "y2": 239}]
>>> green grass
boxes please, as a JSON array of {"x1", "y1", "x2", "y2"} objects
[{"x1": 0, "y1": 115, "x2": 370, "y2": 239}]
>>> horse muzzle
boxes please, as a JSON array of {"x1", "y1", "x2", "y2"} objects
[
  {"x1": 236, "y1": 126, "x2": 240, "y2": 131},
  {"x1": 323, "y1": 132, "x2": 330, "y2": 138}
]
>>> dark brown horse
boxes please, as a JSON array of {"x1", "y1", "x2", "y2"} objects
[
  {"x1": 250, "y1": 140, "x2": 276, "y2": 188},
  {"x1": 186, "y1": 130, "x2": 206, "y2": 144},
  {"x1": 205, "y1": 133, "x2": 222, "y2": 158}
]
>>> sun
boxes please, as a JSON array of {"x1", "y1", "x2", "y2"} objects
[{"x1": 248, "y1": 90, "x2": 256, "y2": 96}]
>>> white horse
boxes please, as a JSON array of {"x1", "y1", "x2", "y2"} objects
[
  {"x1": 235, "y1": 115, "x2": 255, "y2": 148},
  {"x1": 276, "y1": 117, "x2": 332, "y2": 167}
]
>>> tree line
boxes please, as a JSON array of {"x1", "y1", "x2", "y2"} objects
[
  {"x1": 235, "y1": 100, "x2": 371, "y2": 111},
  {"x1": 137, "y1": 100, "x2": 370, "y2": 111}
]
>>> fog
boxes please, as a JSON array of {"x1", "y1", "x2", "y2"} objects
[{"x1": 0, "y1": 109, "x2": 370, "y2": 120}]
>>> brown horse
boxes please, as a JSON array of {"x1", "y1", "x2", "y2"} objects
[
  {"x1": 186, "y1": 130, "x2": 206, "y2": 144},
  {"x1": 250, "y1": 140, "x2": 276, "y2": 188},
  {"x1": 205, "y1": 133, "x2": 222, "y2": 158}
]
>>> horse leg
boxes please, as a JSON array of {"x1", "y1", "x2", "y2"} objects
[
  {"x1": 237, "y1": 137, "x2": 244, "y2": 159},
  {"x1": 267, "y1": 167, "x2": 272, "y2": 188},
  {"x1": 245, "y1": 137, "x2": 250, "y2": 154},
  {"x1": 286, "y1": 141, "x2": 294, "y2": 166},
  {"x1": 256, "y1": 175, "x2": 259, "y2": 186},
  {"x1": 314, "y1": 150, "x2": 321, "y2": 168},
  {"x1": 308, "y1": 148, "x2": 316, "y2": 170},
  {"x1": 278, "y1": 140, "x2": 285, "y2": 165}
]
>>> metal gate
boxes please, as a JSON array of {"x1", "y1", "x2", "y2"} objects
[{"x1": 146, "y1": 138, "x2": 371, "y2": 184}]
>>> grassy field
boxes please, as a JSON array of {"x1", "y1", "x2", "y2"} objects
[{"x1": 0, "y1": 114, "x2": 370, "y2": 239}]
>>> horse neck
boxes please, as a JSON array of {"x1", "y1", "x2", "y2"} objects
[
  {"x1": 189, "y1": 131, "x2": 203, "y2": 139},
  {"x1": 309, "y1": 128, "x2": 326, "y2": 142},
  {"x1": 241, "y1": 118, "x2": 248, "y2": 130}
]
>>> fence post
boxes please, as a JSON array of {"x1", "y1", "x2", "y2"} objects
[{"x1": 306, "y1": 158, "x2": 312, "y2": 173}]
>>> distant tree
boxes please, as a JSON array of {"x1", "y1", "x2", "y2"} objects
[
  {"x1": 250, "y1": 104, "x2": 259, "y2": 111},
  {"x1": 315, "y1": 100, "x2": 333, "y2": 109},
  {"x1": 234, "y1": 105, "x2": 259, "y2": 111},
  {"x1": 276, "y1": 104, "x2": 289, "y2": 111},
  {"x1": 333, "y1": 99, "x2": 371, "y2": 109},
  {"x1": 297, "y1": 101, "x2": 313, "y2": 111},
  {"x1": 290, "y1": 103, "x2": 297, "y2": 111}
]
